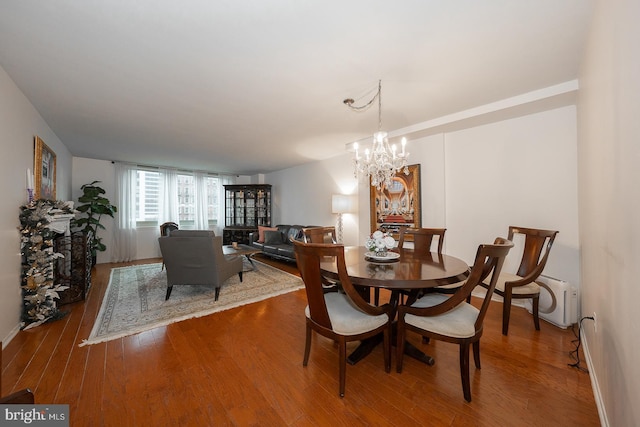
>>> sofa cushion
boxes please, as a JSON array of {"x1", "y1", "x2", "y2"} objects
[
  {"x1": 278, "y1": 225, "x2": 304, "y2": 243},
  {"x1": 276, "y1": 246, "x2": 295, "y2": 259},
  {"x1": 264, "y1": 230, "x2": 284, "y2": 245},
  {"x1": 258, "y1": 226, "x2": 278, "y2": 243}
]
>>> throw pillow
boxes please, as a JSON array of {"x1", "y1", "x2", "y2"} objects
[
  {"x1": 258, "y1": 226, "x2": 278, "y2": 243},
  {"x1": 264, "y1": 230, "x2": 283, "y2": 245}
]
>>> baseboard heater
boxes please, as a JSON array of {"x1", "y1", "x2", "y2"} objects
[{"x1": 524, "y1": 275, "x2": 578, "y2": 328}]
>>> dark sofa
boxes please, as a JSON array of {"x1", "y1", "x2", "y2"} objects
[{"x1": 249, "y1": 224, "x2": 313, "y2": 262}]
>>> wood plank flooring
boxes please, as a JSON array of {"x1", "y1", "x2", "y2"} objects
[{"x1": 2, "y1": 255, "x2": 600, "y2": 426}]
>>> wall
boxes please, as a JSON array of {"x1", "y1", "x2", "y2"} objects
[
  {"x1": 0, "y1": 65, "x2": 72, "y2": 345},
  {"x1": 444, "y1": 107, "x2": 580, "y2": 285},
  {"x1": 578, "y1": 0, "x2": 640, "y2": 425},
  {"x1": 71, "y1": 158, "x2": 117, "y2": 264},
  {"x1": 267, "y1": 154, "x2": 360, "y2": 245},
  {"x1": 275, "y1": 107, "x2": 581, "y2": 287}
]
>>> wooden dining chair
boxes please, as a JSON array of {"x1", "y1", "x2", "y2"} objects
[
  {"x1": 480, "y1": 226, "x2": 558, "y2": 335},
  {"x1": 376, "y1": 227, "x2": 448, "y2": 304},
  {"x1": 396, "y1": 237, "x2": 513, "y2": 402},
  {"x1": 302, "y1": 226, "x2": 337, "y2": 244},
  {"x1": 398, "y1": 227, "x2": 446, "y2": 253},
  {"x1": 292, "y1": 240, "x2": 392, "y2": 397}
]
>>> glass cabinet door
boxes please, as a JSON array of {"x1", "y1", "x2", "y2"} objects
[{"x1": 224, "y1": 184, "x2": 271, "y2": 229}]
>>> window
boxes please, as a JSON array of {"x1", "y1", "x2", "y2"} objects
[
  {"x1": 136, "y1": 169, "x2": 222, "y2": 228},
  {"x1": 137, "y1": 170, "x2": 160, "y2": 223}
]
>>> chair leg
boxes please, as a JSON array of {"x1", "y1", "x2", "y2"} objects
[
  {"x1": 383, "y1": 327, "x2": 391, "y2": 373},
  {"x1": 214, "y1": 287, "x2": 221, "y2": 301},
  {"x1": 460, "y1": 342, "x2": 472, "y2": 402},
  {"x1": 303, "y1": 322, "x2": 312, "y2": 366},
  {"x1": 472, "y1": 341, "x2": 481, "y2": 369},
  {"x1": 338, "y1": 338, "x2": 347, "y2": 398},
  {"x1": 532, "y1": 294, "x2": 541, "y2": 330},
  {"x1": 238, "y1": 271, "x2": 243, "y2": 282},
  {"x1": 165, "y1": 285, "x2": 173, "y2": 300},
  {"x1": 502, "y1": 291, "x2": 512, "y2": 336},
  {"x1": 396, "y1": 320, "x2": 406, "y2": 373},
  {"x1": 374, "y1": 288, "x2": 380, "y2": 305}
]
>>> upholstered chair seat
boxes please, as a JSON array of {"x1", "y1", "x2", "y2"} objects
[
  {"x1": 305, "y1": 292, "x2": 389, "y2": 335},
  {"x1": 405, "y1": 293, "x2": 479, "y2": 338},
  {"x1": 494, "y1": 272, "x2": 541, "y2": 295}
]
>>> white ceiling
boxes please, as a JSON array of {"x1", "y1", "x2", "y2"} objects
[{"x1": 0, "y1": 1, "x2": 594, "y2": 175}]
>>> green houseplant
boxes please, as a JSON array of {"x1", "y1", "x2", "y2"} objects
[{"x1": 72, "y1": 181, "x2": 117, "y2": 263}]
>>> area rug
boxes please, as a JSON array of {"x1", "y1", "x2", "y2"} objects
[{"x1": 80, "y1": 261, "x2": 303, "y2": 346}]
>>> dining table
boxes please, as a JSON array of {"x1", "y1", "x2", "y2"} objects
[{"x1": 319, "y1": 245, "x2": 470, "y2": 365}]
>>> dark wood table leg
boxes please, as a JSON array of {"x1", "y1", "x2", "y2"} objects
[
  {"x1": 347, "y1": 288, "x2": 435, "y2": 366},
  {"x1": 347, "y1": 335, "x2": 434, "y2": 366},
  {"x1": 403, "y1": 341, "x2": 435, "y2": 365},
  {"x1": 347, "y1": 335, "x2": 383, "y2": 365}
]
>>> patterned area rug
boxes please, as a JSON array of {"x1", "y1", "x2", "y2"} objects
[{"x1": 81, "y1": 261, "x2": 303, "y2": 346}]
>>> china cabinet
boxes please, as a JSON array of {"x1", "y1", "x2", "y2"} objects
[{"x1": 223, "y1": 184, "x2": 272, "y2": 244}]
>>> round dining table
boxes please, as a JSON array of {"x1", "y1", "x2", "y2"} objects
[{"x1": 319, "y1": 245, "x2": 470, "y2": 365}]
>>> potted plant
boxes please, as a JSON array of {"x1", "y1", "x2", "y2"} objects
[{"x1": 72, "y1": 181, "x2": 117, "y2": 264}]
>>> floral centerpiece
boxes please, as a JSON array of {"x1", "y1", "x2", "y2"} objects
[
  {"x1": 365, "y1": 230, "x2": 396, "y2": 256},
  {"x1": 19, "y1": 199, "x2": 74, "y2": 329}
]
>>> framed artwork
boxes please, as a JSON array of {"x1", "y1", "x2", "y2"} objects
[
  {"x1": 34, "y1": 136, "x2": 56, "y2": 200},
  {"x1": 370, "y1": 164, "x2": 422, "y2": 237}
]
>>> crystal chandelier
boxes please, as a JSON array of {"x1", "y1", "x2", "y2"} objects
[{"x1": 344, "y1": 80, "x2": 409, "y2": 189}]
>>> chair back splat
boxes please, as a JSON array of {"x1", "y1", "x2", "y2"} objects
[
  {"x1": 301, "y1": 226, "x2": 337, "y2": 244},
  {"x1": 398, "y1": 227, "x2": 446, "y2": 254}
]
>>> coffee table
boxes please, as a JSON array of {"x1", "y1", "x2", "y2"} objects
[{"x1": 222, "y1": 244, "x2": 261, "y2": 271}]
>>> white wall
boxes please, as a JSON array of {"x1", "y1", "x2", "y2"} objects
[
  {"x1": 578, "y1": 0, "x2": 640, "y2": 425},
  {"x1": 0, "y1": 65, "x2": 72, "y2": 345},
  {"x1": 71, "y1": 158, "x2": 117, "y2": 264},
  {"x1": 371, "y1": 109, "x2": 578, "y2": 284},
  {"x1": 445, "y1": 107, "x2": 580, "y2": 285},
  {"x1": 267, "y1": 154, "x2": 360, "y2": 245},
  {"x1": 271, "y1": 106, "x2": 580, "y2": 289}
]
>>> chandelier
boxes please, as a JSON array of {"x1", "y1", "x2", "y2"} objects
[{"x1": 344, "y1": 80, "x2": 409, "y2": 189}]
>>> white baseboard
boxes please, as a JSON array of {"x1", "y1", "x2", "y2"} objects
[
  {"x1": 582, "y1": 331, "x2": 609, "y2": 427},
  {"x1": 2, "y1": 323, "x2": 22, "y2": 350}
]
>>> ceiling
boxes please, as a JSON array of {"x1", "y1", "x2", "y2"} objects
[{"x1": 0, "y1": 1, "x2": 594, "y2": 175}]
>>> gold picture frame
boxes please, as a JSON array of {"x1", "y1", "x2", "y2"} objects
[
  {"x1": 34, "y1": 136, "x2": 56, "y2": 200},
  {"x1": 370, "y1": 164, "x2": 422, "y2": 237}
]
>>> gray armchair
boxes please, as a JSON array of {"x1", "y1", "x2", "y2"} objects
[{"x1": 158, "y1": 232, "x2": 243, "y2": 301}]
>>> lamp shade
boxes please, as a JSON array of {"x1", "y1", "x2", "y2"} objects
[{"x1": 332, "y1": 194, "x2": 355, "y2": 214}]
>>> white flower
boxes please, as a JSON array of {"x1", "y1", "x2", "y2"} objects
[
  {"x1": 384, "y1": 236, "x2": 396, "y2": 249},
  {"x1": 366, "y1": 231, "x2": 396, "y2": 252}
]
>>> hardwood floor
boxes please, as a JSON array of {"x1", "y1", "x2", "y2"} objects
[{"x1": 2, "y1": 255, "x2": 599, "y2": 426}]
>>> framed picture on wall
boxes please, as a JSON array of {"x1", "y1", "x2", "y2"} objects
[
  {"x1": 34, "y1": 136, "x2": 56, "y2": 200},
  {"x1": 370, "y1": 164, "x2": 422, "y2": 237}
]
